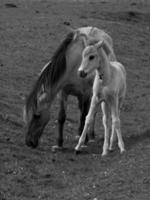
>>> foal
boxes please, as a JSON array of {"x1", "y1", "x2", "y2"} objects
[{"x1": 75, "y1": 40, "x2": 126, "y2": 156}]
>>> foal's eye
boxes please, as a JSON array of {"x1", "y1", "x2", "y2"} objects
[{"x1": 89, "y1": 55, "x2": 95, "y2": 60}]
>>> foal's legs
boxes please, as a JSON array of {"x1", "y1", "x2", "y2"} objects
[
  {"x1": 75, "y1": 94, "x2": 99, "y2": 151},
  {"x1": 101, "y1": 101, "x2": 111, "y2": 156},
  {"x1": 111, "y1": 97, "x2": 125, "y2": 153},
  {"x1": 109, "y1": 97, "x2": 123, "y2": 151}
]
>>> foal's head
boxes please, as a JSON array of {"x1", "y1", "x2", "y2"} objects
[{"x1": 78, "y1": 40, "x2": 104, "y2": 78}]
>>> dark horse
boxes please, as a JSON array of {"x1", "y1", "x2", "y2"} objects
[{"x1": 24, "y1": 26, "x2": 116, "y2": 149}]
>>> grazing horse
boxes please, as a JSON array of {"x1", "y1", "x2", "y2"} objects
[
  {"x1": 75, "y1": 39, "x2": 126, "y2": 156},
  {"x1": 24, "y1": 26, "x2": 116, "y2": 150}
]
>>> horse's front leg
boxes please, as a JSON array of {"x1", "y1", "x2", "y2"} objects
[
  {"x1": 52, "y1": 91, "x2": 68, "y2": 152},
  {"x1": 77, "y1": 97, "x2": 91, "y2": 144},
  {"x1": 75, "y1": 94, "x2": 99, "y2": 152}
]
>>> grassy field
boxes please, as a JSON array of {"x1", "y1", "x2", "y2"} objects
[{"x1": 0, "y1": 0, "x2": 150, "y2": 200}]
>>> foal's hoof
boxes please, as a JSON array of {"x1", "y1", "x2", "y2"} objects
[
  {"x1": 51, "y1": 145, "x2": 63, "y2": 153},
  {"x1": 108, "y1": 147, "x2": 114, "y2": 153},
  {"x1": 75, "y1": 149, "x2": 81, "y2": 155},
  {"x1": 120, "y1": 149, "x2": 126, "y2": 154},
  {"x1": 101, "y1": 151, "x2": 108, "y2": 157}
]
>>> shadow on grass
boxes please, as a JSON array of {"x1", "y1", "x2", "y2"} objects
[
  {"x1": 124, "y1": 129, "x2": 150, "y2": 150},
  {"x1": 65, "y1": 129, "x2": 150, "y2": 155}
]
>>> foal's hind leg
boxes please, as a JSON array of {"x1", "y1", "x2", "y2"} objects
[
  {"x1": 52, "y1": 91, "x2": 68, "y2": 151},
  {"x1": 111, "y1": 97, "x2": 125, "y2": 153},
  {"x1": 109, "y1": 97, "x2": 123, "y2": 151}
]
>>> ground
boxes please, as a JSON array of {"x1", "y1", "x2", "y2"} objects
[{"x1": 0, "y1": 0, "x2": 150, "y2": 200}]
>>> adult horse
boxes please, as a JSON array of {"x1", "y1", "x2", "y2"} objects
[{"x1": 24, "y1": 26, "x2": 116, "y2": 150}]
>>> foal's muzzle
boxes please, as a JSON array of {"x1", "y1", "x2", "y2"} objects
[{"x1": 78, "y1": 70, "x2": 87, "y2": 78}]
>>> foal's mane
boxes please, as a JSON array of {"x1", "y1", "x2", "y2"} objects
[{"x1": 25, "y1": 32, "x2": 74, "y2": 119}]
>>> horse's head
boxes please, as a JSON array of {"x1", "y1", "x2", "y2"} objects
[
  {"x1": 24, "y1": 88, "x2": 50, "y2": 148},
  {"x1": 78, "y1": 40, "x2": 104, "y2": 78}
]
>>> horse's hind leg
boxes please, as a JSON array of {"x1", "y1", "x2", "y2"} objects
[{"x1": 52, "y1": 91, "x2": 68, "y2": 151}]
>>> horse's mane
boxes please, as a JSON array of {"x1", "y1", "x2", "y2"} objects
[{"x1": 24, "y1": 32, "x2": 74, "y2": 121}]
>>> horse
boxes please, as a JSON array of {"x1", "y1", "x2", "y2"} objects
[
  {"x1": 75, "y1": 38, "x2": 126, "y2": 156},
  {"x1": 23, "y1": 26, "x2": 116, "y2": 150}
]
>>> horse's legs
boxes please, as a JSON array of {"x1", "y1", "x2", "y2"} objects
[
  {"x1": 75, "y1": 94, "x2": 98, "y2": 151},
  {"x1": 101, "y1": 101, "x2": 111, "y2": 156},
  {"x1": 77, "y1": 96, "x2": 92, "y2": 143},
  {"x1": 111, "y1": 97, "x2": 125, "y2": 153},
  {"x1": 57, "y1": 91, "x2": 68, "y2": 148}
]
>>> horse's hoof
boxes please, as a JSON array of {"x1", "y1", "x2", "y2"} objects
[
  {"x1": 51, "y1": 145, "x2": 63, "y2": 153},
  {"x1": 88, "y1": 139, "x2": 95, "y2": 143}
]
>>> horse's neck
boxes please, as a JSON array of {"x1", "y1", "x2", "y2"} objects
[{"x1": 98, "y1": 48, "x2": 111, "y2": 86}]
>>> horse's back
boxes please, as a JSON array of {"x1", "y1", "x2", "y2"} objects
[{"x1": 77, "y1": 27, "x2": 113, "y2": 46}]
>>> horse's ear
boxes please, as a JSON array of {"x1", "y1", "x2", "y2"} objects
[
  {"x1": 73, "y1": 30, "x2": 81, "y2": 40},
  {"x1": 73, "y1": 31, "x2": 89, "y2": 47},
  {"x1": 81, "y1": 35, "x2": 88, "y2": 47}
]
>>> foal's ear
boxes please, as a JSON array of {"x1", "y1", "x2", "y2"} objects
[
  {"x1": 96, "y1": 40, "x2": 112, "y2": 56},
  {"x1": 95, "y1": 40, "x2": 104, "y2": 49},
  {"x1": 101, "y1": 40, "x2": 112, "y2": 56}
]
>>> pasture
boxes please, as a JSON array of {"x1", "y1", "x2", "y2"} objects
[{"x1": 0, "y1": 0, "x2": 150, "y2": 199}]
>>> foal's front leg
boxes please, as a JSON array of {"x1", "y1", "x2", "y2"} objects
[
  {"x1": 75, "y1": 94, "x2": 99, "y2": 152},
  {"x1": 101, "y1": 101, "x2": 111, "y2": 156}
]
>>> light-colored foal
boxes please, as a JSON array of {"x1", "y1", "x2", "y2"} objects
[{"x1": 75, "y1": 40, "x2": 126, "y2": 156}]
